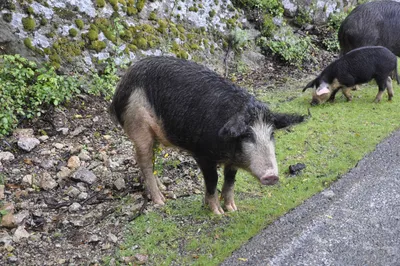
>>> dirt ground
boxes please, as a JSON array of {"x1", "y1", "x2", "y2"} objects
[{"x1": 0, "y1": 47, "x2": 334, "y2": 265}]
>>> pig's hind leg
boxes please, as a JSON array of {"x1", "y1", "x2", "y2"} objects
[
  {"x1": 374, "y1": 77, "x2": 389, "y2": 103},
  {"x1": 221, "y1": 165, "x2": 238, "y2": 212},
  {"x1": 195, "y1": 157, "x2": 224, "y2": 215},
  {"x1": 386, "y1": 76, "x2": 394, "y2": 101},
  {"x1": 124, "y1": 109, "x2": 166, "y2": 205}
]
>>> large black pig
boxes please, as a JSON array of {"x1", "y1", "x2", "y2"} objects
[
  {"x1": 110, "y1": 56, "x2": 305, "y2": 214},
  {"x1": 303, "y1": 46, "x2": 399, "y2": 105},
  {"x1": 338, "y1": 1, "x2": 400, "y2": 56}
]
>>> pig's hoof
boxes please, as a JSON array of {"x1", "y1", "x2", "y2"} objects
[
  {"x1": 224, "y1": 201, "x2": 237, "y2": 212},
  {"x1": 151, "y1": 191, "x2": 166, "y2": 205},
  {"x1": 211, "y1": 205, "x2": 224, "y2": 215}
]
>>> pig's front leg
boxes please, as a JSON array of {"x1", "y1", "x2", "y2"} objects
[
  {"x1": 195, "y1": 157, "x2": 224, "y2": 215},
  {"x1": 221, "y1": 165, "x2": 237, "y2": 212}
]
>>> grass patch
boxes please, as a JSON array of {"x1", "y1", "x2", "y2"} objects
[{"x1": 113, "y1": 76, "x2": 400, "y2": 265}]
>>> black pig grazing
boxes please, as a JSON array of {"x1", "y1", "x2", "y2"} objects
[
  {"x1": 338, "y1": 1, "x2": 400, "y2": 56},
  {"x1": 110, "y1": 56, "x2": 305, "y2": 214},
  {"x1": 303, "y1": 46, "x2": 399, "y2": 105}
]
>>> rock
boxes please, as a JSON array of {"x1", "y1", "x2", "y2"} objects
[
  {"x1": 67, "y1": 156, "x2": 81, "y2": 169},
  {"x1": 39, "y1": 172, "x2": 58, "y2": 191},
  {"x1": 113, "y1": 177, "x2": 126, "y2": 191},
  {"x1": 57, "y1": 127, "x2": 69, "y2": 135},
  {"x1": 70, "y1": 126, "x2": 86, "y2": 136},
  {"x1": 12, "y1": 128, "x2": 34, "y2": 139},
  {"x1": 68, "y1": 202, "x2": 82, "y2": 212},
  {"x1": 0, "y1": 151, "x2": 15, "y2": 162},
  {"x1": 8, "y1": 256, "x2": 18, "y2": 263},
  {"x1": 88, "y1": 234, "x2": 100, "y2": 243},
  {"x1": 78, "y1": 150, "x2": 91, "y2": 161},
  {"x1": 14, "y1": 210, "x2": 30, "y2": 225},
  {"x1": 66, "y1": 186, "x2": 81, "y2": 198},
  {"x1": 108, "y1": 233, "x2": 118, "y2": 243},
  {"x1": 322, "y1": 190, "x2": 335, "y2": 199},
  {"x1": 12, "y1": 226, "x2": 30, "y2": 243},
  {"x1": 57, "y1": 167, "x2": 72, "y2": 179},
  {"x1": 134, "y1": 254, "x2": 148, "y2": 265},
  {"x1": 71, "y1": 168, "x2": 97, "y2": 184},
  {"x1": 22, "y1": 175, "x2": 33, "y2": 185},
  {"x1": 0, "y1": 185, "x2": 4, "y2": 200},
  {"x1": 53, "y1": 143, "x2": 64, "y2": 149},
  {"x1": 76, "y1": 182, "x2": 88, "y2": 192},
  {"x1": 0, "y1": 212, "x2": 16, "y2": 228},
  {"x1": 77, "y1": 192, "x2": 88, "y2": 200},
  {"x1": 38, "y1": 135, "x2": 49, "y2": 142},
  {"x1": 17, "y1": 137, "x2": 40, "y2": 152},
  {"x1": 40, "y1": 159, "x2": 56, "y2": 169},
  {"x1": 0, "y1": 231, "x2": 12, "y2": 246}
]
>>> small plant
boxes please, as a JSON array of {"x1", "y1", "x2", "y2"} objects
[
  {"x1": 0, "y1": 55, "x2": 81, "y2": 136},
  {"x1": 260, "y1": 32, "x2": 314, "y2": 67},
  {"x1": 294, "y1": 7, "x2": 313, "y2": 27}
]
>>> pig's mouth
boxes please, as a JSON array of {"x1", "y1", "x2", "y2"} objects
[{"x1": 260, "y1": 175, "x2": 279, "y2": 185}]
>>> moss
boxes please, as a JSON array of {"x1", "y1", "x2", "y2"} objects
[
  {"x1": 176, "y1": 14, "x2": 181, "y2": 20},
  {"x1": 96, "y1": 0, "x2": 106, "y2": 8},
  {"x1": 175, "y1": 50, "x2": 188, "y2": 59},
  {"x1": 40, "y1": 17, "x2": 47, "y2": 26},
  {"x1": 46, "y1": 31, "x2": 56, "y2": 38},
  {"x1": 87, "y1": 29, "x2": 99, "y2": 41},
  {"x1": 2, "y1": 13, "x2": 12, "y2": 23},
  {"x1": 119, "y1": 0, "x2": 126, "y2": 5},
  {"x1": 177, "y1": 6, "x2": 181, "y2": 11},
  {"x1": 75, "y1": 19, "x2": 84, "y2": 29},
  {"x1": 23, "y1": 38, "x2": 34, "y2": 49},
  {"x1": 120, "y1": 30, "x2": 132, "y2": 41},
  {"x1": 127, "y1": 6, "x2": 138, "y2": 16},
  {"x1": 54, "y1": 7, "x2": 76, "y2": 20},
  {"x1": 109, "y1": 0, "x2": 118, "y2": 6},
  {"x1": 171, "y1": 41, "x2": 180, "y2": 52},
  {"x1": 189, "y1": 6, "x2": 198, "y2": 12},
  {"x1": 22, "y1": 16, "x2": 36, "y2": 31},
  {"x1": 103, "y1": 28, "x2": 117, "y2": 44},
  {"x1": 136, "y1": 37, "x2": 148, "y2": 49},
  {"x1": 136, "y1": 0, "x2": 146, "y2": 12},
  {"x1": 26, "y1": 6, "x2": 34, "y2": 15},
  {"x1": 128, "y1": 44, "x2": 138, "y2": 51},
  {"x1": 69, "y1": 28, "x2": 78, "y2": 37},
  {"x1": 177, "y1": 25, "x2": 185, "y2": 33},
  {"x1": 190, "y1": 43, "x2": 200, "y2": 50},
  {"x1": 43, "y1": 47, "x2": 52, "y2": 55},
  {"x1": 261, "y1": 13, "x2": 276, "y2": 37},
  {"x1": 209, "y1": 10, "x2": 216, "y2": 18},
  {"x1": 198, "y1": 3, "x2": 203, "y2": 8},
  {"x1": 89, "y1": 40, "x2": 107, "y2": 52},
  {"x1": 148, "y1": 11, "x2": 157, "y2": 20}
]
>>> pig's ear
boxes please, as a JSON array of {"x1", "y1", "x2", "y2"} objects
[
  {"x1": 273, "y1": 113, "x2": 305, "y2": 129},
  {"x1": 219, "y1": 113, "x2": 248, "y2": 139},
  {"x1": 302, "y1": 79, "x2": 316, "y2": 92}
]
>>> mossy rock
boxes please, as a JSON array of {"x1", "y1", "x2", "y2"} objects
[
  {"x1": 89, "y1": 40, "x2": 107, "y2": 52},
  {"x1": 40, "y1": 17, "x2": 47, "y2": 26},
  {"x1": 2, "y1": 13, "x2": 12, "y2": 23},
  {"x1": 136, "y1": 37, "x2": 148, "y2": 49},
  {"x1": 209, "y1": 10, "x2": 216, "y2": 18},
  {"x1": 127, "y1": 6, "x2": 138, "y2": 16},
  {"x1": 23, "y1": 38, "x2": 34, "y2": 49},
  {"x1": 22, "y1": 16, "x2": 36, "y2": 31},
  {"x1": 69, "y1": 28, "x2": 78, "y2": 37},
  {"x1": 88, "y1": 29, "x2": 99, "y2": 41},
  {"x1": 75, "y1": 19, "x2": 84, "y2": 30},
  {"x1": 96, "y1": 0, "x2": 106, "y2": 8},
  {"x1": 136, "y1": 0, "x2": 146, "y2": 12},
  {"x1": 148, "y1": 11, "x2": 157, "y2": 21}
]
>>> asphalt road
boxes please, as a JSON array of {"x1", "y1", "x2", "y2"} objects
[{"x1": 222, "y1": 130, "x2": 400, "y2": 266}]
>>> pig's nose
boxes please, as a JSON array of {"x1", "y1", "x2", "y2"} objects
[{"x1": 260, "y1": 175, "x2": 279, "y2": 185}]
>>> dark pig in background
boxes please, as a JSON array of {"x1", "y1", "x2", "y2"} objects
[
  {"x1": 110, "y1": 56, "x2": 305, "y2": 214},
  {"x1": 303, "y1": 46, "x2": 399, "y2": 105},
  {"x1": 338, "y1": 0, "x2": 400, "y2": 56}
]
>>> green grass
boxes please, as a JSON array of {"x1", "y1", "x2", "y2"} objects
[{"x1": 111, "y1": 76, "x2": 400, "y2": 265}]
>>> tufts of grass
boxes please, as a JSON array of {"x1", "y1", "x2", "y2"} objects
[{"x1": 113, "y1": 68, "x2": 400, "y2": 265}]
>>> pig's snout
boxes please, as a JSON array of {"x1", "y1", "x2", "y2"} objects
[{"x1": 260, "y1": 175, "x2": 279, "y2": 185}]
